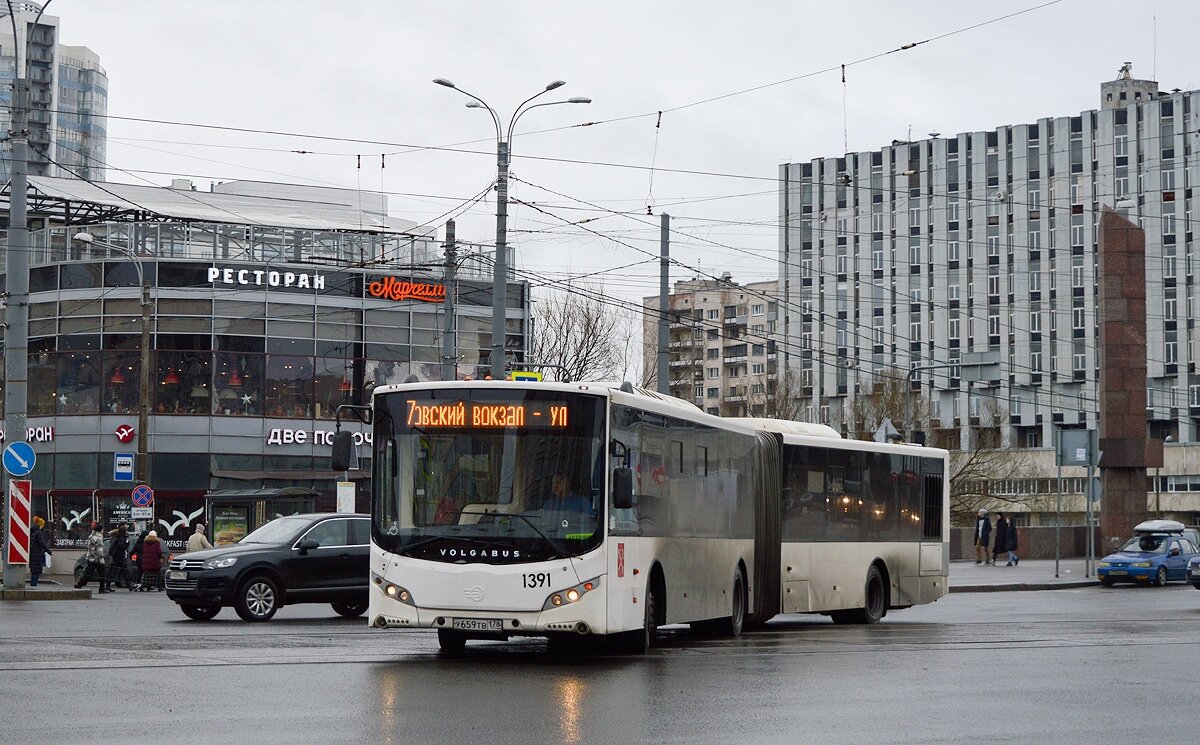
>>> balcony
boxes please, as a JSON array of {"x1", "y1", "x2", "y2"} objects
[
  {"x1": 723, "y1": 355, "x2": 747, "y2": 365},
  {"x1": 725, "y1": 394, "x2": 748, "y2": 403},
  {"x1": 669, "y1": 339, "x2": 699, "y2": 350},
  {"x1": 669, "y1": 358, "x2": 701, "y2": 369}
]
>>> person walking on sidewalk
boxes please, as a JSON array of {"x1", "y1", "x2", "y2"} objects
[
  {"x1": 106, "y1": 524, "x2": 131, "y2": 589},
  {"x1": 138, "y1": 530, "x2": 165, "y2": 591},
  {"x1": 991, "y1": 513, "x2": 1009, "y2": 566},
  {"x1": 75, "y1": 522, "x2": 112, "y2": 592},
  {"x1": 187, "y1": 523, "x2": 212, "y2": 552},
  {"x1": 1004, "y1": 518, "x2": 1020, "y2": 566},
  {"x1": 973, "y1": 508, "x2": 992, "y2": 564},
  {"x1": 28, "y1": 516, "x2": 52, "y2": 587}
]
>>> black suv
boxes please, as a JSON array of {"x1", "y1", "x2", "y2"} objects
[{"x1": 165, "y1": 513, "x2": 371, "y2": 622}]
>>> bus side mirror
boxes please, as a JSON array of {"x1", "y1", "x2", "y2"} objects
[
  {"x1": 612, "y1": 467, "x2": 633, "y2": 509},
  {"x1": 331, "y1": 431, "x2": 354, "y2": 471}
]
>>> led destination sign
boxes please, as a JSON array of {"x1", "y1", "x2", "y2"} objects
[{"x1": 405, "y1": 399, "x2": 569, "y2": 430}]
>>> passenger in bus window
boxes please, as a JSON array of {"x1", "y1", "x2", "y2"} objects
[{"x1": 541, "y1": 473, "x2": 592, "y2": 515}]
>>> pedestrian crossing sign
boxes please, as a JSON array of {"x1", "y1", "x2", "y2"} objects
[{"x1": 510, "y1": 371, "x2": 543, "y2": 382}]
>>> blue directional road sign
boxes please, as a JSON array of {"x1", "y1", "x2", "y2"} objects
[
  {"x1": 114, "y1": 453, "x2": 135, "y2": 482},
  {"x1": 2, "y1": 441, "x2": 35, "y2": 477}
]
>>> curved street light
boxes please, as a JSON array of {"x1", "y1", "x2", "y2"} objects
[{"x1": 434, "y1": 78, "x2": 590, "y2": 378}]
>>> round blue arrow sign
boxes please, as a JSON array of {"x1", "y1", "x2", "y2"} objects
[{"x1": 3, "y1": 441, "x2": 36, "y2": 477}]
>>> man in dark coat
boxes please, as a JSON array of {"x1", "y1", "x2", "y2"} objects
[
  {"x1": 991, "y1": 512, "x2": 1008, "y2": 566},
  {"x1": 28, "y1": 516, "x2": 52, "y2": 587},
  {"x1": 973, "y1": 508, "x2": 992, "y2": 565}
]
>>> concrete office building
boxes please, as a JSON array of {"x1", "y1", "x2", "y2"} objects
[
  {"x1": 0, "y1": 177, "x2": 527, "y2": 550},
  {"x1": 779, "y1": 66, "x2": 1200, "y2": 520},
  {"x1": 0, "y1": 1, "x2": 107, "y2": 182},
  {"x1": 643, "y1": 275, "x2": 780, "y2": 417}
]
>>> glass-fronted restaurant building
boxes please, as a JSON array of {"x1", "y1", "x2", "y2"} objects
[{"x1": 0, "y1": 177, "x2": 527, "y2": 550}]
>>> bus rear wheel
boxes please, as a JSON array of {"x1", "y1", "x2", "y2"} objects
[
  {"x1": 712, "y1": 571, "x2": 745, "y2": 638},
  {"x1": 831, "y1": 564, "x2": 886, "y2": 625}
]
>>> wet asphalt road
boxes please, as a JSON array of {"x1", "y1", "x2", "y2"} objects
[{"x1": 4, "y1": 584, "x2": 1198, "y2": 745}]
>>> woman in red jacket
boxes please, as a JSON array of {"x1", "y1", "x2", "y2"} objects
[{"x1": 138, "y1": 530, "x2": 164, "y2": 591}]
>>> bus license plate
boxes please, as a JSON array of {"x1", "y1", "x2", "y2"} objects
[
  {"x1": 452, "y1": 618, "x2": 502, "y2": 632},
  {"x1": 168, "y1": 570, "x2": 188, "y2": 581}
]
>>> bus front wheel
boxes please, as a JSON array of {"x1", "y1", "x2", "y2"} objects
[
  {"x1": 438, "y1": 628, "x2": 467, "y2": 654},
  {"x1": 620, "y1": 582, "x2": 660, "y2": 654},
  {"x1": 712, "y1": 571, "x2": 745, "y2": 637}
]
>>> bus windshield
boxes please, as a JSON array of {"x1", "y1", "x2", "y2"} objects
[{"x1": 371, "y1": 388, "x2": 606, "y2": 563}]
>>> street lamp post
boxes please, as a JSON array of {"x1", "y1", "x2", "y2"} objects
[
  {"x1": 74, "y1": 233, "x2": 150, "y2": 487},
  {"x1": 433, "y1": 78, "x2": 590, "y2": 379}
]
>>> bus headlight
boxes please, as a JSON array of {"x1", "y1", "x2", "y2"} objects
[
  {"x1": 373, "y1": 572, "x2": 415, "y2": 606},
  {"x1": 543, "y1": 577, "x2": 600, "y2": 611}
]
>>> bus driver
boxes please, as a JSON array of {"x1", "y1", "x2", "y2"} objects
[{"x1": 541, "y1": 472, "x2": 592, "y2": 515}]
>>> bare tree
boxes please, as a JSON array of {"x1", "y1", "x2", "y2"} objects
[
  {"x1": 529, "y1": 285, "x2": 633, "y2": 382},
  {"x1": 638, "y1": 331, "x2": 658, "y2": 389},
  {"x1": 746, "y1": 366, "x2": 806, "y2": 420},
  {"x1": 846, "y1": 371, "x2": 928, "y2": 441},
  {"x1": 926, "y1": 398, "x2": 1040, "y2": 522}
]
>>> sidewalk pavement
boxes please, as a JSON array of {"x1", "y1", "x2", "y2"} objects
[
  {"x1": 950, "y1": 558, "x2": 1099, "y2": 593},
  {"x1": 0, "y1": 575, "x2": 92, "y2": 600}
]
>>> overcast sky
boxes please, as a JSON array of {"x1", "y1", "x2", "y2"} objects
[{"x1": 44, "y1": 0, "x2": 1200, "y2": 308}]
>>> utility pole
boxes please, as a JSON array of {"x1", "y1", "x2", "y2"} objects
[
  {"x1": 441, "y1": 219, "x2": 457, "y2": 382},
  {"x1": 138, "y1": 270, "x2": 151, "y2": 487},
  {"x1": 490, "y1": 141, "x2": 510, "y2": 380},
  {"x1": 2, "y1": 28, "x2": 30, "y2": 589},
  {"x1": 657, "y1": 213, "x2": 670, "y2": 394}
]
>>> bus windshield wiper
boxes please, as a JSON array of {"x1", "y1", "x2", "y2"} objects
[
  {"x1": 494, "y1": 513, "x2": 570, "y2": 559},
  {"x1": 396, "y1": 535, "x2": 446, "y2": 555},
  {"x1": 394, "y1": 517, "x2": 523, "y2": 557}
]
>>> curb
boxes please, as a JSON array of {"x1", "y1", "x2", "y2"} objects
[
  {"x1": 950, "y1": 580, "x2": 1097, "y2": 593},
  {"x1": 0, "y1": 587, "x2": 92, "y2": 600}
]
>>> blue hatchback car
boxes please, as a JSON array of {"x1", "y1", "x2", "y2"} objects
[{"x1": 1098, "y1": 520, "x2": 1200, "y2": 586}]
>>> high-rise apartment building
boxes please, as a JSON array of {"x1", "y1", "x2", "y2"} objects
[
  {"x1": 0, "y1": 1, "x2": 107, "y2": 182},
  {"x1": 779, "y1": 65, "x2": 1198, "y2": 450},
  {"x1": 643, "y1": 275, "x2": 780, "y2": 417}
]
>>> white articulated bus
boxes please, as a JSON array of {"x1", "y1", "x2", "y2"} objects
[{"x1": 332, "y1": 380, "x2": 949, "y2": 653}]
